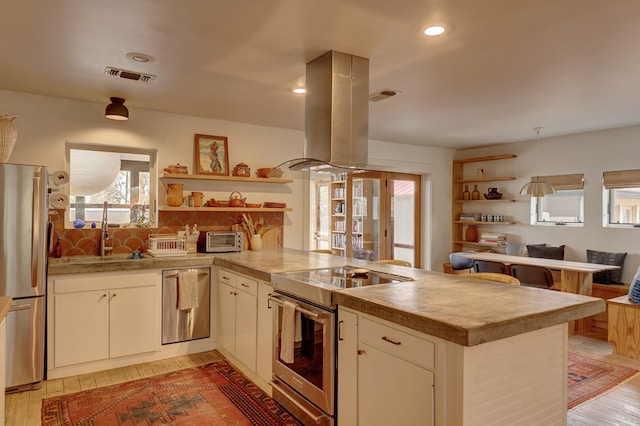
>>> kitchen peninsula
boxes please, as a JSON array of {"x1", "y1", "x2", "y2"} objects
[{"x1": 48, "y1": 248, "x2": 604, "y2": 426}]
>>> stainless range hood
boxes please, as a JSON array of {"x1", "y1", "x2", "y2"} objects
[{"x1": 277, "y1": 51, "x2": 369, "y2": 173}]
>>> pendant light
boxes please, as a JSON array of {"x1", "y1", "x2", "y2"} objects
[
  {"x1": 520, "y1": 127, "x2": 556, "y2": 197},
  {"x1": 105, "y1": 97, "x2": 129, "y2": 121}
]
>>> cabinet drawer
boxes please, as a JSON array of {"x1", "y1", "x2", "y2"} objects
[
  {"x1": 360, "y1": 317, "x2": 434, "y2": 370},
  {"x1": 237, "y1": 276, "x2": 258, "y2": 296},
  {"x1": 218, "y1": 269, "x2": 237, "y2": 287}
]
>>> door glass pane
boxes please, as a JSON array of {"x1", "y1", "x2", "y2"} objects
[
  {"x1": 391, "y1": 179, "x2": 416, "y2": 265},
  {"x1": 315, "y1": 183, "x2": 330, "y2": 250},
  {"x1": 352, "y1": 178, "x2": 380, "y2": 261}
]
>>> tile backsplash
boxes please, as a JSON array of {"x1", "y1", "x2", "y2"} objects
[{"x1": 48, "y1": 209, "x2": 284, "y2": 257}]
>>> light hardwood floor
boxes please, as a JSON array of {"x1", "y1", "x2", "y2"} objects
[{"x1": 5, "y1": 335, "x2": 640, "y2": 426}]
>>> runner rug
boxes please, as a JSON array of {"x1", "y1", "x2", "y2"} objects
[
  {"x1": 568, "y1": 351, "x2": 639, "y2": 409},
  {"x1": 42, "y1": 360, "x2": 299, "y2": 425}
]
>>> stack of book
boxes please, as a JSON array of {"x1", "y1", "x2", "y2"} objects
[
  {"x1": 459, "y1": 212, "x2": 481, "y2": 221},
  {"x1": 479, "y1": 232, "x2": 507, "y2": 246}
]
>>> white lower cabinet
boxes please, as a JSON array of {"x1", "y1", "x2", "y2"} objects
[
  {"x1": 338, "y1": 306, "x2": 435, "y2": 426},
  {"x1": 256, "y1": 281, "x2": 273, "y2": 385},
  {"x1": 217, "y1": 269, "x2": 257, "y2": 371},
  {"x1": 50, "y1": 271, "x2": 160, "y2": 368}
]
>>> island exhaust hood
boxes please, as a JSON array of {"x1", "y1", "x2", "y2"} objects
[{"x1": 278, "y1": 50, "x2": 370, "y2": 173}]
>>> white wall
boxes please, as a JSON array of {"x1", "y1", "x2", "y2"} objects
[
  {"x1": 2, "y1": 89, "x2": 456, "y2": 266},
  {"x1": 1, "y1": 89, "x2": 306, "y2": 248},
  {"x1": 458, "y1": 125, "x2": 640, "y2": 283}
]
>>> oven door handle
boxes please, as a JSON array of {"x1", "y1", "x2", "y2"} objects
[{"x1": 268, "y1": 294, "x2": 329, "y2": 323}]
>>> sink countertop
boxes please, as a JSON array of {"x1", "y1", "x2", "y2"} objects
[
  {"x1": 48, "y1": 253, "x2": 217, "y2": 275},
  {"x1": 48, "y1": 248, "x2": 605, "y2": 346}
]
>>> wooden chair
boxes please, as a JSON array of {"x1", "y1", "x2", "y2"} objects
[
  {"x1": 510, "y1": 264, "x2": 554, "y2": 289},
  {"x1": 311, "y1": 249, "x2": 334, "y2": 254},
  {"x1": 374, "y1": 259, "x2": 412, "y2": 267},
  {"x1": 473, "y1": 260, "x2": 509, "y2": 274},
  {"x1": 460, "y1": 272, "x2": 521, "y2": 285}
]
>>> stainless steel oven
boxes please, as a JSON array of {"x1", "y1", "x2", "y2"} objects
[
  {"x1": 270, "y1": 293, "x2": 335, "y2": 425},
  {"x1": 271, "y1": 266, "x2": 413, "y2": 426}
]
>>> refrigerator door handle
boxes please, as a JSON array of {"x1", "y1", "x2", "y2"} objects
[
  {"x1": 31, "y1": 173, "x2": 43, "y2": 288},
  {"x1": 9, "y1": 304, "x2": 32, "y2": 312}
]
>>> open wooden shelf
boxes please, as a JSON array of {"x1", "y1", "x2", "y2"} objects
[
  {"x1": 454, "y1": 220, "x2": 515, "y2": 225},
  {"x1": 454, "y1": 199, "x2": 517, "y2": 203},
  {"x1": 159, "y1": 206, "x2": 292, "y2": 212},
  {"x1": 453, "y1": 240, "x2": 507, "y2": 248},
  {"x1": 454, "y1": 176, "x2": 516, "y2": 184},
  {"x1": 160, "y1": 173, "x2": 293, "y2": 184}
]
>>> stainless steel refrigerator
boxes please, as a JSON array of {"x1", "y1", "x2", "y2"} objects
[{"x1": 0, "y1": 163, "x2": 47, "y2": 392}]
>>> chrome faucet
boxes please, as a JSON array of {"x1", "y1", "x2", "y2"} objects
[{"x1": 100, "y1": 201, "x2": 112, "y2": 257}]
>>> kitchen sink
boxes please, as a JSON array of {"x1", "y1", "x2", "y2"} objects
[{"x1": 53, "y1": 254, "x2": 148, "y2": 265}]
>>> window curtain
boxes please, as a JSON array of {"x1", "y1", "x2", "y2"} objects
[
  {"x1": 603, "y1": 169, "x2": 640, "y2": 189},
  {"x1": 531, "y1": 173, "x2": 584, "y2": 191}
]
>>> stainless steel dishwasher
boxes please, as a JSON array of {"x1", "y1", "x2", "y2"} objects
[{"x1": 162, "y1": 267, "x2": 211, "y2": 344}]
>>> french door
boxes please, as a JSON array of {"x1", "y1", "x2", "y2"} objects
[{"x1": 346, "y1": 172, "x2": 421, "y2": 267}]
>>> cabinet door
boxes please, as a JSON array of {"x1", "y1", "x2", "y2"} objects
[
  {"x1": 54, "y1": 291, "x2": 109, "y2": 367},
  {"x1": 256, "y1": 282, "x2": 273, "y2": 384},
  {"x1": 358, "y1": 342, "x2": 434, "y2": 426},
  {"x1": 337, "y1": 308, "x2": 358, "y2": 426},
  {"x1": 235, "y1": 289, "x2": 257, "y2": 370},
  {"x1": 218, "y1": 281, "x2": 237, "y2": 353},
  {"x1": 110, "y1": 286, "x2": 159, "y2": 358}
]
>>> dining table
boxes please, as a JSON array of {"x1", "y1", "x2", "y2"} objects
[{"x1": 459, "y1": 252, "x2": 621, "y2": 333}]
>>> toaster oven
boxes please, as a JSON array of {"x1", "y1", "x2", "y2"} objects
[{"x1": 198, "y1": 231, "x2": 244, "y2": 252}]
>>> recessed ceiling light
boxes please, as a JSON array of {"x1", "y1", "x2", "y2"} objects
[
  {"x1": 423, "y1": 25, "x2": 447, "y2": 37},
  {"x1": 125, "y1": 52, "x2": 155, "y2": 63},
  {"x1": 292, "y1": 88, "x2": 306, "y2": 94}
]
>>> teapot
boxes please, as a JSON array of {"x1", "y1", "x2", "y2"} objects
[
  {"x1": 166, "y1": 183, "x2": 185, "y2": 206},
  {"x1": 484, "y1": 187, "x2": 503, "y2": 200},
  {"x1": 229, "y1": 191, "x2": 246, "y2": 207},
  {"x1": 232, "y1": 162, "x2": 251, "y2": 177}
]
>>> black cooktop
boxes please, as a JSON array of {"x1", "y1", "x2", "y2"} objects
[{"x1": 290, "y1": 266, "x2": 408, "y2": 289}]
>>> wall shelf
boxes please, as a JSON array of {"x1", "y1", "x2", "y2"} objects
[
  {"x1": 454, "y1": 220, "x2": 515, "y2": 225},
  {"x1": 159, "y1": 206, "x2": 292, "y2": 212},
  {"x1": 453, "y1": 240, "x2": 507, "y2": 248},
  {"x1": 160, "y1": 173, "x2": 293, "y2": 184},
  {"x1": 454, "y1": 177, "x2": 516, "y2": 184},
  {"x1": 454, "y1": 199, "x2": 516, "y2": 203}
]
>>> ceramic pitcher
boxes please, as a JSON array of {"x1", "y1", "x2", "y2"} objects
[{"x1": 165, "y1": 183, "x2": 184, "y2": 207}]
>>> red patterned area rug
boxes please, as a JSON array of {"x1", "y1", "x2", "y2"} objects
[
  {"x1": 568, "y1": 351, "x2": 639, "y2": 409},
  {"x1": 42, "y1": 360, "x2": 299, "y2": 425}
]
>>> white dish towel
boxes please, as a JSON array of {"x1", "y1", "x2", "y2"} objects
[
  {"x1": 177, "y1": 270, "x2": 199, "y2": 310},
  {"x1": 280, "y1": 300, "x2": 300, "y2": 363}
]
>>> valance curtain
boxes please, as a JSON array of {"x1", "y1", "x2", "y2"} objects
[
  {"x1": 530, "y1": 173, "x2": 584, "y2": 191},
  {"x1": 70, "y1": 149, "x2": 121, "y2": 196},
  {"x1": 603, "y1": 169, "x2": 640, "y2": 189}
]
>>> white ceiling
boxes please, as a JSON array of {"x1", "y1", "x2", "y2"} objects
[{"x1": 2, "y1": 0, "x2": 640, "y2": 149}]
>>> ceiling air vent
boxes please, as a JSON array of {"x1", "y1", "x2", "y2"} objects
[
  {"x1": 104, "y1": 67, "x2": 156, "y2": 83},
  {"x1": 369, "y1": 90, "x2": 400, "y2": 102}
]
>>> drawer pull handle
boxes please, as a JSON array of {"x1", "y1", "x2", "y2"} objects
[
  {"x1": 382, "y1": 336, "x2": 401, "y2": 346},
  {"x1": 241, "y1": 283, "x2": 249, "y2": 288},
  {"x1": 338, "y1": 320, "x2": 344, "y2": 341},
  {"x1": 222, "y1": 276, "x2": 230, "y2": 280},
  {"x1": 357, "y1": 349, "x2": 365, "y2": 355}
]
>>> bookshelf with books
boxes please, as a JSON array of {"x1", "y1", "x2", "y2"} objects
[{"x1": 331, "y1": 173, "x2": 348, "y2": 254}]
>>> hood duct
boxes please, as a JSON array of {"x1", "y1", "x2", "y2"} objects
[{"x1": 279, "y1": 51, "x2": 369, "y2": 173}]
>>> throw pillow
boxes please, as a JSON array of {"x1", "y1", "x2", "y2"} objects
[
  {"x1": 525, "y1": 243, "x2": 546, "y2": 257},
  {"x1": 630, "y1": 266, "x2": 640, "y2": 304},
  {"x1": 586, "y1": 249, "x2": 627, "y2": 284},
  {"x1": 527, "y1": 244, "x2": 565, "y2": 260}
]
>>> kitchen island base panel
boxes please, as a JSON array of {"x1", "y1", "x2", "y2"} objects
[{"x1": 448, "y1": 323, "x2": 567, "y2": 425}]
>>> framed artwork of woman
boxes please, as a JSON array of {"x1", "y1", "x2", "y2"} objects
[{"x1": 194, "y1": 134, "x2": 229, "y2": 175}]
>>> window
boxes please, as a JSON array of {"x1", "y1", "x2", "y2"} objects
[
  {"x1": 65, "y1": 143, "x2": 157, "y2": 228},
  {"x1": 532, "y1": 174, "x2": 584, "y2": 225},
  {"x1": 604, "y1": 169, "x2": 640, "y2": 226}
]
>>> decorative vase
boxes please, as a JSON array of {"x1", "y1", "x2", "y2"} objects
[
  {"x1": 462, "y1": 184, "x2": 470, "y2": 200},
  {"x1": 471, "y1": 184, "x2": 480, "y2": 200},
  {"x1": 250, "y1": 234, "x2": 263, "y2": 251},
  {"x1": 0, "y1": 114, "x2": 18, "y2": 163},
  {"x1": 465, "y1": 225, "x2": 478, "y2": 242}
]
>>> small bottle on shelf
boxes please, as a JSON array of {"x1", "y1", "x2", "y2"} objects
[
  {"x1": 471, "y1": 184, "x2": 480, "y2": 200},
  {"x1": 463, "y1": 185, "x2": 470, "y2": 200}
]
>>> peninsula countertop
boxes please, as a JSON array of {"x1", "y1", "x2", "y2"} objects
[{"x1": 48, "y1": 248, "x2": 605, "y2": 347}]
